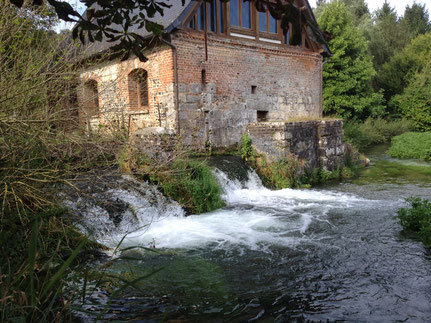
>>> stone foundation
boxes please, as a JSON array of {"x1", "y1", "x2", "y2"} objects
[
  {"x1": 130, "y1": 127, "x2": 178, "y2": 163},
  {"x1": 247, "y1": 120, "x2": 345, "y2": 171}
]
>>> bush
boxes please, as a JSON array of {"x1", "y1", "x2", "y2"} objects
[
  {"x1": 159, "y1": 160, "x2": 226, "y2": 214},
  {"x1": 344, "y1": 118, "x2": 413, "y2": 150},
  {"x1": 239, "y1": 132, "x2": 255, "y2": 162},
  {"x1": 387, "y1": 132, "x2": 431, "y2": 160},
  {"x1": 397, "y1": 197, "x2": 431, "y2": 248},
  {"x1": 264, "y1": 156, "x2": 302, "y2": 189}
]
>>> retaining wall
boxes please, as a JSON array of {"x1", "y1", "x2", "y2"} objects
[{"x1": 247, "y1": 120, "x2": 345, "y2": 171}]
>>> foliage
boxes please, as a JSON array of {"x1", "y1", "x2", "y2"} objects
[
  {"x1": 0, "y1": 1, "x2": 124, "y2": 215},
  {"x1": 399, "y1": 3, "x2": 430, "y2": 47},
  {"x1": 376, "y1": 33, "x2": 431, "y2": 103},
  {"x1": 124, "y1": 147, "x2": 225, "y2": 214},
  {"x1": 368, "y1": 2, "x2": 403, "y2": 72},
  {"x1": 159, "y1": 159, "x2": 226, "y2": 214},
  {"x1": 253, "y1": 153, "x2": 357, "y2": 190},
  {"x1": 0, "y1": 208, "x2": 96, "y2": 321},
  {"x1": 317, "y1": 1, "x2": 384, "y2": 120},
  {"x1": 387, "y1": 132, "x2": 431, "y2": 160},
  {"x1": 391, "y1": 62, "x2": 431, "y2": 131},
  {"x1": 397, "y1": 197, "x2": 431, "y2": 248},
  {"x1": 0, "y1": 4, "x2": 136, "y2": 320},
  {"x1": 343, "y1": 118, "x2": 413, "y2": 151},
  {"x1": 256, "y1": 155, "x2": 302, "y2": 189},
  {"x1": 239, "y1": 132, "x2": 255, "y2": 162}
]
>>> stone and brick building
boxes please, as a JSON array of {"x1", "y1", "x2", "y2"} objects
[{"x1": 77, "y1": 0, "x2": 346, "y2": 170}]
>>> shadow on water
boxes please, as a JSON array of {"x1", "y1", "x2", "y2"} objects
[{"x1": 76, "y1": 147, "x2": 431, "y2": 322}]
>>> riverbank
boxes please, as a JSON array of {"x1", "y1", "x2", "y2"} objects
[{"x1": 75, "y1": 144, "x2": 431, "y2": 321}]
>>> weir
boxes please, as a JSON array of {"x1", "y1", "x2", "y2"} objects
[
  {"x1": 68, "y1": 149, "x2": 431, "y2": 321},
  {"x1": 66, "y1": 156, "x2": 364, "y2": 250}
]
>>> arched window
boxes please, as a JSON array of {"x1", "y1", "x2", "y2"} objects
[
  {"x1": 128, "y1": 69, "x2": 148, "y2": 110},
  {"x1": 84, "y1": 79, "x2": 99, "y2": 116}
]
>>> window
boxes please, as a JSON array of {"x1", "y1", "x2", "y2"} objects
[
  {"x1": 187, "y1": 0, "x2": 225, "y2": 34},
  {"x1": 230, "y1": 0, "x2": 251, "y2": 29},
  {"x1": 84, "y1": 79, "x2": 99, "y2": 117},
  {"x1": 258, "y1": 3, "x2": 279, "y2": 34},
  {"x1": 185, "y1": 1, "x2": 307, "y2": 49},
  {"x1": 257, "y1": 111, "x2": 268, "y2": 122},
  {"x1": 128, "y1": 69, "x2": 148, "y2": 111},
  {"x1": 197, "y1": 2, "x2": 205, "y2": 31}
]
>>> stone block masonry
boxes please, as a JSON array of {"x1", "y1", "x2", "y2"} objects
[
  {"x1": 172, "y1": 30, "x2": 323, "y2": 149},
  {"x1": 77, "y1": 44, "x2": 177, "y2": 133},
  {"x1": 247, "y1": 120, "x2": 345, "y2": 171}
]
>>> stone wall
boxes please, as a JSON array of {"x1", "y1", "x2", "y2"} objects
[
  {"x1": 77, "y1": 44, "x2": 176, "y2": 132},
  {"x1": 171, "y1": 30, "x2": 323, "y2": 149},
  {"x1": 130, "y1": 127, "x2": 178, "y2": 164},
  {"x1": 247, "y1": 120, "x2": 345, "y2": 171}
]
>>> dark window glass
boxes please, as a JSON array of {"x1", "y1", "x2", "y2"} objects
[
  {"x1": 85, "y1": 80, "x2": 99, "y2": 116},
  {"x1": 230, "y1": 0, "x2": 239, "y2": 26},
  {"x1": 128, "y1": 69, "x2": 148, "y2": 111},
  {"x1": 188, "y1": 17, "x2": 195, "y2": 29},
  {"x1": 242, "y1": 1, "x2": 251, "y2": 29},
  {"x1": 269, "y1": 13, "x2": 277, "y2": 33},
  {"x1": 285, "y1": 30, "x2": 290, "y2": 44},
  {"x1": 219, "y1": 1, "x2": 224, "y2": 33},
  {"x1": 198, "y1": 3, "x2": 205, "y2": 30},
  {"x1": 209, "y1": 1, "x2": 216, "y2": 32},
  {"x1": 259, "y1": 11, "x2": 266, "y2": 32}
]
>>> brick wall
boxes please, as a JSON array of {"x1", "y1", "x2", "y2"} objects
[
  {"x1": 77, "y1": 30, "x2": 324, "y2": 152},
  {"x1": 172, "y1": 30, "x2": 323, "y2": 149},
  {"x1": 77, "y1": 44, "x2": 176, "y2": 132}
]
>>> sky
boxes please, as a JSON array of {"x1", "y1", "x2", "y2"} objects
[{"x1": 308, "y1": 0, "x2": 429, "y2": 16}]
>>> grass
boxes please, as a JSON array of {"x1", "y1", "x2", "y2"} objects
[
  {"x1": 158, "y1": 159, "x2": 226, "y2": 214},
  {"x1": 0, "y1": 208, "x2": 99, "y2": 321},
  {"x1": 344, "y1": 118, "x2": 413, "y2": 151},
  {"x1": 122, "y1": 146, "x2": 225, "y2": 214},
  {"x1": 387, "y1": 132, "x2": 431, "y2": 160},
  {"x1": 397, "y1": 197, "x2": 431, "y2": 249}
]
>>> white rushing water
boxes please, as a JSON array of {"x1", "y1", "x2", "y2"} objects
[{"x1": 67, "y1": 166, "x2": 371, "y2": 252}]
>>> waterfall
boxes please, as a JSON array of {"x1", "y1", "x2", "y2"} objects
[{"x1": 65, "y1": 157, "x2": 368, "y2": 251}]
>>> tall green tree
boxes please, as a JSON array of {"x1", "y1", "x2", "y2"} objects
[
  {"x1": 399, "y1": 2, "x2": 430, "y2": 45},
  {"x1": 368, "y1": 1, "x2": 401, "y2": 72},
  {"x1": 318, "y1": 1, "x2": 384, "y2": 120},
  {"x1": 376, "y1": 32, "x2": 431, "y2": 103},
  {"x1": 392, "y1": 61, "x2": 431, "y2": 131}
]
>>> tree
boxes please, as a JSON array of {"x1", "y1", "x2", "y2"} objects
[
  {"x1": 368, "y1": 1, "x2": 401, "y2": 72},
  {"x1": 317, "y1": 1, "x2": 384, "y2": 120},
  {"x1": 341, "y1": 0, "x2": 369, "y2": 24},
  {"x1": 376, "y1": 32, "x2": 431, "y2": 103},
  {"x1": 399, "y1": 3, "x2": 430, "y2": 42},
  {"x1": 392, "y1": 62, "x2": 431, "y2": 131}
]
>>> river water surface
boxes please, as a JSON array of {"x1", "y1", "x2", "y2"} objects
[{"x1": 76, "y1": 145, "x2": 431, "y2": 322}]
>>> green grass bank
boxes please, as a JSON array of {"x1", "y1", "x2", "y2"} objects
[{"x1": 388, "y1": 132, "x2": 431, "y2": 160}]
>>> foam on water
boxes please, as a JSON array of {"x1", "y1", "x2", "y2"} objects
[{"x1": 68, "y1": 167, "x2": 371, "y2": 251}]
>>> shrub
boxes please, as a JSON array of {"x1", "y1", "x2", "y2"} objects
[
  {"x1": 344, "y1": 118, "x2": 413, "y2": 150},
  {"x1": 397, "y1": 197, "x2": 431, "y2": 248},
  {"x1": 239, "y1": 132, "x2": 255, "y2": 162},
  {"x1": 160, "y1": 160, "x2": 226, "y2": 214},
  {"x1": 387, "y1": 132, "x2": 431, "y2": 160}
]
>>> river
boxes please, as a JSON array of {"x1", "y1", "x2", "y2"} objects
[{"x1": 73, "y1": 145, "x2": 431, "y2": 322}]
